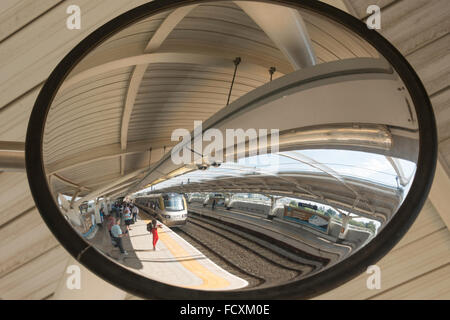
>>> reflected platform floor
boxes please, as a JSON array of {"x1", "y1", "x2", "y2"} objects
[{"x1": 90, "y1": 215, "x2": 248, "y2": 291}]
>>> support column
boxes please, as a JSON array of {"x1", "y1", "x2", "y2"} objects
[
  {"x1": 93, "y1": 200, "x2": 102, "y2": 225},
  {"x1": 338, "y1": 214, "x2": 350, "y2": 240},
  {"x1": 236, "y1": 2, "x2": 317, "y2": 70},
  {"x1": 102, "y1": 197, "x2": 110, "y2": 216},
  {"x1": 59, "y1": 193, "x2": 82, "y2": 227},
  {"x1": 267, "y1": 196, "x2": 280, "y2": 219},
  {"x1": 0, "y1": 141, "x2": 25, "y2": 172}
]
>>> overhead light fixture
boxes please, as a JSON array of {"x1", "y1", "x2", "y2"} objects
[{"x1": 278, "y1": 124, "x2": 393, "y2": 151}]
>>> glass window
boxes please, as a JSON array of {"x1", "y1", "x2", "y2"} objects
[{"x1": 163, "y1": 195, "x2": 185, "y2": 211}]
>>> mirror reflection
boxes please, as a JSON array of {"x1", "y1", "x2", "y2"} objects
[{"x1": 42, "y1": 1, "x2": 418, "y2": 291}]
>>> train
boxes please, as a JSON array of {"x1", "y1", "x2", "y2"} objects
[
  {"x1": 203, "y1": 193, "x2": 226, "y2": 208},
  {"x1": 134, "y1": 193, "x2": 188, "y2": 227},
  {"x1": 186, "y1": 192, "x2": 205, "y2": 204}
]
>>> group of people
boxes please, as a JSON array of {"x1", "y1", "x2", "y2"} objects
[
  {"x1": 111, "y1": 202, "x2": 139, "y2": 222},
  {"x1": 121, "y1": 203, "x2": 139, "y2": 231},
  {"x1": 105, "y1": 202, "x2": 162, "y2": 255}
]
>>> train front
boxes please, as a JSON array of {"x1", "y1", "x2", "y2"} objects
[{"x1": 160, "y1": 193, "x2": 188, "y2": 227}]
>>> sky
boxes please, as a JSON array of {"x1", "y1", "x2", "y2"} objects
[
  {"x1": 141, "y1": 148, "x2": 417, "y2": 192},
  {"x1": 134, "y1": 148, "x2": 417, "y2": 230}
]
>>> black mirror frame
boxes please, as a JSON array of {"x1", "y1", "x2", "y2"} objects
[{"x1": 25, "y1": 0, "x2": 437, "y2": 299}]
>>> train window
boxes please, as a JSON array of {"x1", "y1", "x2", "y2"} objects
[{"x1": 163, "y1": 195, "x2": 185, "y2": 211}]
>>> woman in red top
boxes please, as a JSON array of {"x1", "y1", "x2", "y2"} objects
[{"x1": 149, "y1": 219, "x2": 162, "y2": 251}]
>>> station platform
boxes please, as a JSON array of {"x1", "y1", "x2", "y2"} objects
[{"x1": 90, "y1": 214, "x2": 248, "y2": 291}]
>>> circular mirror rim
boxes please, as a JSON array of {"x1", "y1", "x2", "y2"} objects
[{"x1": 25, "y1": 0, "x2": 437, "y2": 299}]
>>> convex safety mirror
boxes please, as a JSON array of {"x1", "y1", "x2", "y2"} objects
[{"x1": 26, "y1": 0, "x2": 437, "y2": 299}]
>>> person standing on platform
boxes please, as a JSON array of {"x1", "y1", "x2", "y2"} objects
[
  {"x1": 118, "y1": 203, "x2": 123, "y2": 219},
  {"x1": 132, "y1": 205, "x2": 139, "y2": 222},
  {"x1": 147, "y1": 219, "x2": 162, "y2": 251},
  {"x1": 112, "y1": 203, "x2": 118, "y2": 219},
  {"x1": 212, "y1": 199, "x2": 216, "y2": 210},
  {"x1": 123, "y1": 205, "x2": 133, "y2": 231},
  {"x1": 111, "y1": 219, "x2": 128, "y2": 255}
]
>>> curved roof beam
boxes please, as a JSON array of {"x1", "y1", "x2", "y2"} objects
[
  {"x1": 106, "y1": 188, "x2": 130, "y2": 200},
  {"x1": 278, "y1": 151, "x2": 375, "y2": 216},
  {"x1": 120, "y1": 64, "x2": 147, "y2": 175},
  {"x1": 386, "y1": 156, "x2": 409, "y2": 186},
  {"x1": 131, "y1": 58, "x2": 407, "y2": 193},
  {"x1": 73, "y1": 168, "x2": 146, "y2": 206},
  {"x1": 102, "y1": 181, "x2": 141, "y2": 200},
  {"x1": 222, "y1": 162, "x2": 322, "y2": 199},
  {"x1": 51, "y1": 173, "x2": 90, "y2": 192},
  {"x1": 120, "y1": 6, "x2": 198, "y2": 174},
  {"x1": 60, "y1": 52, "x2": 277, "y2": 93},
  {"x1": 45, "y1": 141, "x2": 172, "y2": 175},
  {"x1": 145, "y1": 4, "x2": 199, "y2": 53}
]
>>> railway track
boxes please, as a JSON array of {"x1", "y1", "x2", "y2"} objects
[{"x1": 174, "y1": 214, "x2": 317, "y2": 288}]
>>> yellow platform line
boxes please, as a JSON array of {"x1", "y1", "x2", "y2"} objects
[{"x1": 142, "y1": 218, "x2": 230, "y2": 290}]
